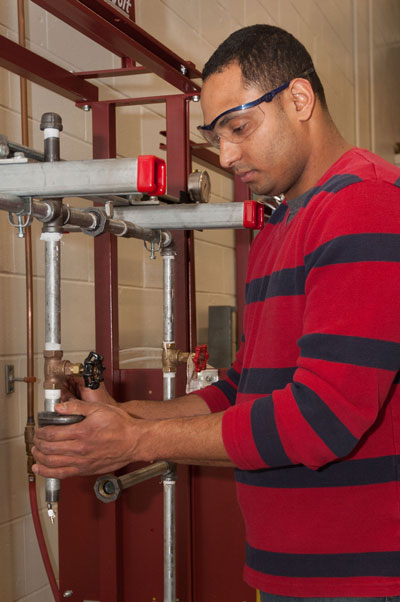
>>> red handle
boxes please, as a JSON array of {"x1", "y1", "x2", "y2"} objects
[{"x1": 193, "y1": 344, "x2": 209, "y2": 373}]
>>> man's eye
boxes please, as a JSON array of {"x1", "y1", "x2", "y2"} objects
[
  {"x1": 211, "y1": 134, "x2": 221, "y2": 147},
  {"x1": 231, "y1": 122, "x2": 248, "y2": 135}
]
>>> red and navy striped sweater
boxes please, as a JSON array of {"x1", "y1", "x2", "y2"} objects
[{"x1": 197, "y1": 148, "x2": 400, "y2": 596}]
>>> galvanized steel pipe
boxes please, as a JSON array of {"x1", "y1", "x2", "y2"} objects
[
  {"x1": 0, "y1": 195, "x2": 160, "y2": 244},
  {"x1": 115, "y1": 201, "x2": 248, "y2": 230},
  {"x1": 160, "y1": 238, "x2": 177, "y2": 602},
  {"x1": 0, "y1": 157, "x2": 142, "y2": 197}
]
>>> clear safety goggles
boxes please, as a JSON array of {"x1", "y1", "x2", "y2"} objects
[{"x1": 198, "y1": 68, "x2": 314, "y2": 149}]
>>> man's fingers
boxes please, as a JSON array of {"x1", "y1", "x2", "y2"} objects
[
  {"x1": 32, "y1": 436, "x2": 87, "y2": 457},
  {"x1": 32, "y1": 462, "x2": 80, "y2": 479},
  {"x1": 55, "y1": 399, "x2": 94, "y2": 416}
]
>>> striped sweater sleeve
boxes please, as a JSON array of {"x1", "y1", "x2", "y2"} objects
[
  {"x1": 222, "y1": 180, "x2": 400, "y2": 470},
  {"x1": 193, "y1": 339, "x2": 244, "y2": 412}
]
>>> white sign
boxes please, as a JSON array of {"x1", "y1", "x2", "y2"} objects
[{"x1": 103, "y1": 0, "x2": 134, "y2": 19}]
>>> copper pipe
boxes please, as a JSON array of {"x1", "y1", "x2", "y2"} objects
[
  {"x1": 18, "y1": 0, "x2": 29, "y2": 145},
  {"x1": 17, "y1": 3, "x2": 59, "y2": 601},
  {"x1": 18, "y1": 0, "x2": 35, "y2": 442},
  {"x1": 29, "y1": 481, "x2": 60, "y2": 601}
]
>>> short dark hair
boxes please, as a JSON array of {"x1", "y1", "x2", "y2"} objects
[{"x1": 202, "y1": 24, "x2": 327, "y2": 108}]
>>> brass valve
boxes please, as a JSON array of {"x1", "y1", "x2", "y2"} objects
[
  {"x1": 162, "y1": 343, "x2": 209, "y2": 373},
  {"x1": 43, "y1": 350, "x2": 104, "y2": 390}
]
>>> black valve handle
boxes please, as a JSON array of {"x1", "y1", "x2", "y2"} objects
[{"x1": 82, "y1": 351, "x2": 105, "y2": 390}]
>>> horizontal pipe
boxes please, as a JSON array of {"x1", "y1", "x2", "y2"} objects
[
  {"x1": 114, "y1": 202, "x2": 249, "y2": 230},
  {"x1": 94, "y1": 461, "x2": 172, "y2": 503},
  {"x1": 0, "y1": 195, "x2": 160, "y2": 243},
  {"x1": 8, "y1": 140, "x2": 45, "y2": 162},
  {"x1": 119, "y1": 461, "x2": 171, "y2": 489},
  {"x1": 0, "y1": 157, "x2": 141, "y2": 197}
]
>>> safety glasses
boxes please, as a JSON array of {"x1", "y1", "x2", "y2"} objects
[{"x1": 198, "y1": 68, "x2": 314, "y2": 148}]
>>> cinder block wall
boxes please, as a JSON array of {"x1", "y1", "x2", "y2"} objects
[{"x1": 0, "y1": 1, "x2": 399, "y2": 600}]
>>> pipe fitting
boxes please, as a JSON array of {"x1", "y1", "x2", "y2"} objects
[
  {"x1": 160, "y1": 230, "x2": 174, "y2": 250},
  {"x1": 94, "y1": 474, "x2": 121, "y2": 503},
  {"x1": 41, "y1": 199, "x2": 64, "y2": 233},
  {"x1": 24, "y1": 422, "x2": 35, "y2": 476},
  {"x1": 43, "y1": 350, "x2": 82, "y2": 389},
  {"x1": 43, "y1": 350, "x2": 65, "y2": 389},
  {"x1": 40, "y1": 112, "x2": 63, "y2": 133},
  {"x1": 82, "y1": 207, "x2": 107, "y2": 237},
  {"x1": 162, "y1": 343, "x2": 189, "y2": 373},
  {"x1": 94, "y1": 461, "x2": 173, "y2": 503}
]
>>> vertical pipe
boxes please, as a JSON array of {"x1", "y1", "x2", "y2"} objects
[
  {"x1": 368, "y1": 0, "x2": 375, "y2": 152},
  {"x1": 161, "y1": 241, "x2": 177, "y2": 602},
  {"x1": 18, "y1": 5, "x2": 59, "y2": 600},
  {"x1": 163, "y1": 249, "x2": 175, "y2": 401},
  {"x1": 163, "y1": 476, "x2": 177, "y2": 602},
  {"x1": 40, "y1": 114, "x2": 63, "y2": 514},
  {"x1": 44, "y1": 239, "x2": 62, "y2": 357},
  {"x1": 43, "y1": 235, "x2": 62, "y2": 509},
  {"x1": 352, "y1": 0, "x2": 360, "y2": 147},
  {"x1": 18, "y1": 0, "x2": 35, "y2": 476}
]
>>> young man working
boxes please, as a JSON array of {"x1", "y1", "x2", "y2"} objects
[{"x1": 33, "y1": 25, "x2": 400, "y2": 600}]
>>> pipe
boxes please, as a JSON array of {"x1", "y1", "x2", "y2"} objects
[
  {"x1": 160, "y1": 236, "x2": 177, "y2": 602},
  {"x1": 115, "y1": 201, "x2": 252, "y2": 230},
  {"x1": 18, "y1": 4, "x2": 59, "y2": 600},
  {"x1": 163, "y1": 474, "x2": 177, "y2": 602},
  {"x1": 368, "y1": 0, "x2": 375, "y2": 152},
  {"x1": 94, "y1": 461, "x2": 171, "y2": 502},
  {"x1": 41, "y1": 114, "x2": 63, "y2": 518},
  {"x1": 17, "y1": 0, "x2": 35, "y2": 475},
  {"x1": 162, "y1": 241, "x2": 176, "y2": 402},
  {"x1": 29, "y1": 480, "x2": 60, "y2": 602},
  {"x1": 0, "y1": 157, "x2": 153, "y2": 197},
  {"x1": 0, "y1": 194, "x2": 161, "y2": 244},
  {"x1": 352, "y1": 0, "x2": 360, "y2": 147},
  {"x1": 44, "y1": 238, "x2": 61, "y2": 353}
]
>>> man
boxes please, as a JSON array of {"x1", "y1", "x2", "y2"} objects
[{"x1": 33, "y1": 25, "x2": 400, "y2": 600}]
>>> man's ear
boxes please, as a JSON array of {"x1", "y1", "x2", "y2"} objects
[{"x1": 288, "y1": 77, "x2": 316, "y2": 121}]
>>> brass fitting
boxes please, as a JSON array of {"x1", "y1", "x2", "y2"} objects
[
  {"x1": 66, "y1": 362, "x2": 84, "y2": 377},
  {"x1": 162, "y1": 343, "x2": 189, "y2": 373},
  {"x1": 24, "y1": 422, "x2": 35, "y2": 476},
  {"x1": 43, "y1": 349, "x2": 83, "y2": 389}
]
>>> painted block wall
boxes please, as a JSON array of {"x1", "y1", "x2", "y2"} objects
[{"x1": 0, "y1": 1, "x2": 399, "y2": 600}]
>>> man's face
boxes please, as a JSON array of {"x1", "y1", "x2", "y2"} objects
[{"x1": 200, "y1": 62, "x2": 305, "y2": 197}]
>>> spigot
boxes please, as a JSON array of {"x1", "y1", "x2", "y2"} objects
[
  {"x1": 162, "y1": 343, "x2": 209, "y2": 373},
  {"x1": 82, "y1": 351, "x2": 105, "y2": 390}
]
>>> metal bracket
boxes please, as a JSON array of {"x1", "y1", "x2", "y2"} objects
[
  {"x1": 5, "y1": 365, "x2": 15, "y2": 394},
  {"x1": 5, "y1": 364, "x2": 37, "y2": 394},
  {"x1": 7, "y1": 196, "x2": 33, "y2": 237},
  {"x1": 0, "y1": 134, "x2": 9, "y2": 158},
  {"x1": 144, "y1": 236, "x2": 162, "y2": 260},
  {"x1": 8, "y1": 212, "x2": 33, "y2": 238}
]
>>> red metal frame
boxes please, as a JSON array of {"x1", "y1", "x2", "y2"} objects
[
  {"x1": 0, "y1": 34, "x2": 98, "y2": 102},
  {"x1": 1, "y1": 2, "x2": 254, "y2": 600},
  {"x1": 31, "y1": 0, "x2": 201, "y2": 93}
]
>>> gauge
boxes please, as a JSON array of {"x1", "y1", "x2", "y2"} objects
[{"x1": 188, "y1": 169, "x2": 211, "y2": 203}]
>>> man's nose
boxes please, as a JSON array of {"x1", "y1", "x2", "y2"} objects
[{"x1": 219, "y1": 138, "x2": 242, "y2": 169}]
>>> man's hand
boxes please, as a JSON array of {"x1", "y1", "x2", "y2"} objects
[
  {"x1": 33, "y1": 399, "x2": 232, "y2": 478},
  {"x1": 32, "y1": 399, "x2": 138, "y2": 478},
  {"x1": 61, "y1": 378, "x2": 117, "y2": 406}
]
